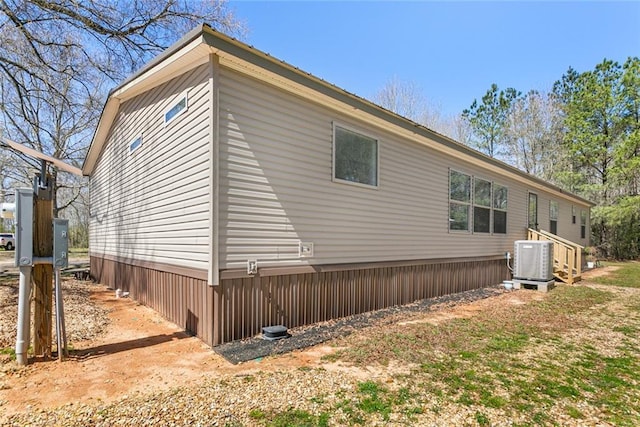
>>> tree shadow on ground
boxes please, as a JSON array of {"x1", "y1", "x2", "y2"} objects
[
  {"x1": 25, "y1": 331, "x2": 193, "y2": 363},
  {"x1": 70, "y1": 331, "x2": 191, "y2": 360}
]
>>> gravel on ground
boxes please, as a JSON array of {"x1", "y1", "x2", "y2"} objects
[
  {"x1": 1, "y1": 277, "x2": 511, "y2": 426},
  {"x1": 3, "y1": 270, "x2": 628, "y2": 426},
  {"x1": 0, "y1": 278, "x2": 109, "y2": 350}
]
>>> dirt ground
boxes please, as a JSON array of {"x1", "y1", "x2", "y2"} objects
[
  {"x1": 1, "y1": 286, "x2": 259, "y2": 417},
  {"x1": 0, "y1": 267, "x2": 617, "y2": 420}
]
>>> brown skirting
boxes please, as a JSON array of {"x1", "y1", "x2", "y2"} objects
[
  {"x1": 217, "y1": 258, "x2": 509, "y2": 343},
  {"x1": 90, "y1": 255, "x2": 215, "y2": 345},
  {"x1": 90, "y1": 255, "x2": 509, "y2": 346}
]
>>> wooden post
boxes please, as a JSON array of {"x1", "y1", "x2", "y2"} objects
[{"x1": 32, "y1": 180, "x2": 53, "y2": 358}]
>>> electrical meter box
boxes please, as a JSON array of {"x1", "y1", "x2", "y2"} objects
[
  {"x1": 53, "y1": 218, "x2": 69, "y2": 269},
  {"x1": 14, "y1": 188, "x2": 33, "y2": 267}
]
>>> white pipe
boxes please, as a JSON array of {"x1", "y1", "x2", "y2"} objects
[
  {"x1": 54, "y1": 268, "x2": 67, "y2": 360},
  {"x1": 15, "y1": 266, "x2": 32, "y2": 365},
  {"x1": 55, "y1": 269, "x2": 61, "y2": 361}
]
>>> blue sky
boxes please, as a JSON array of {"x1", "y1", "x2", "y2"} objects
[{"x1": 229, "y1": 1, "x2": 640, "y2": 117}]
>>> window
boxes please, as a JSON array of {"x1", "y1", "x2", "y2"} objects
[
  {"x1": 449, "y1": 171, "x2": 508, "y2": 234},
  {"x1": 164, "y1": 92, "x2": 188, "y2": 124},
  {"x1": 129, "y1": 135, "x2": 142, "y2": 153},
  {"x1": 550, "y1": 201, "x2": 559, "y2": 235},
  {"x1": 473, "y1": 178, "x2": 491, "y2": 233},
  {"x1": 581, "y1": 210, "x2": 587, "y2": 239},
  {"x1": 333, "y1": 125, "x2": 378, "y2": 187},
  {"x1": 528, "y1": 193, "x2": 538, "y2": 229},
  {"x1": 449, "y1": 170, "x2": 471, "y2": 231},
  {"x1": 572, "y1": 206, "x2": 576, "y2": 224},
  {"x1": 493, "y1": 184, "x2": 508, "y2": 234}
]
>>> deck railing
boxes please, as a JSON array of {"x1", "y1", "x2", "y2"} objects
[{"x1": 527, "y1": 228, "x2": 583, "y2": 284}]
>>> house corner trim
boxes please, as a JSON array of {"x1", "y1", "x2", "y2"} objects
[{"x1": 209, "y1": 53, "x2": 221, "y2": 286}]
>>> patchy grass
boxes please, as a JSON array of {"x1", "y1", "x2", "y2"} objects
[
  {"x1": 224, "y1": 264, "x2": 640, "y2": 426},
  {"x1": 0, "y1": 347, "x2": 15, "y2": 360},
  {"x1": 249, "y1": 408, "x2": 330, "y2": 427},
  {"x1": 317, "y1": 283, "x2": 640, "y2": 425},
  {"x1": 331, "y1": 380, "x2": 423, "y2": 425},
  {"x1": 270, "y1": 409, "x2": 329, "y2": 427},
  {"x1": 328, "y1": 285, "x2": 611, "y2": 366},
  {"x1": 68, "y1": 247, "x2": 89, "y2": 257},
  {"x1": 591, "y1": 261, "x2": 640, "y2": 288},
  {"x1": 355, "y1": 381, "x2": 392, "y2": 419}
]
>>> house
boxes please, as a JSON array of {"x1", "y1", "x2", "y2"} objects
[{"x1": 83, "y1": 24, "x2": 593, "y2": 346}]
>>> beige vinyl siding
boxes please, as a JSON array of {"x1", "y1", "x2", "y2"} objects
[
  {"x1": 90, "y1": 63, "x2": 211, "y2": 270},
  {"x1": 219, "y1": 68, "x2": 570, "y2": 270},
  {"x1": 528, "y1": 192, "x2": 590, "y2": 246}
]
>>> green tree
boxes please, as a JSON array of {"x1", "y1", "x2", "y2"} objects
[
  {"x1": 462, "y1": 84, "x2": 520, "y2": 158},
  {"x1": 592, "y1": 196, "x2": 640, "y2": 259},
  {"x1": 554, "y1": 57, "x2": 640, "y2": 258},
  {"x1": 615, "y1": 57, "x2": 640, "y2": 196},
  {"x1": 553, "y1": 59, "x2": 628, "y2": 204}
]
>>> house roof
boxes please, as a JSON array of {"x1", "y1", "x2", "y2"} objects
[{"x1": 84, "y1": 24, "x2": 594, "y2": 207}]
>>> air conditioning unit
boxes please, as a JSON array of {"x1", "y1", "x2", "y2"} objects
[{"x1": 513, "y1": 240, "x2": 554, "y2": 281}]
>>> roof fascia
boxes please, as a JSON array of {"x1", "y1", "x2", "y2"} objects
[
  {"x1": 202, "y1": 28, "x2": 594, "y2": 207},
  {"x1": 82, "y1": 25, "x2": 210, "y2": 175},
  {"x1": 84, "y1": 24, "x2": 593, "y2": 207},
  {"x1": 82, "y1": 98, "x2": 119, "y2": 175},
  {"x1": 111, "y1": 37, "x2": 208, "y2": 102},
  {"x1": 111, "y1": 24, "x2": 207, "y2": 99}
]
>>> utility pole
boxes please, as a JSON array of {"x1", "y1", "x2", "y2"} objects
[
  {"x1": 2, "y1": 137, "x2": 82, "y2": 364},
  {"x1": 32, "y1": 171, "x2": 53, "y2": 357}
]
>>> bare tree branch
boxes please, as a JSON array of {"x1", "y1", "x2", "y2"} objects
[{"x1": 1, "y1": 0, "x2": 244, "y2": 236}]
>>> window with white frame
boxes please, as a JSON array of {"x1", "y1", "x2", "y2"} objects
[
  {"x1": 164, "y1": 92, "x2": 188, "y2": 124},
  {"x1": 129, "y1": 135, "x2": 142, "y2": 153},
  {"x1": 449, "y1": 171, "x2": 509, "y2": 234},
  {"x1": 572, "y1": 205, "x2": 577, "y2": 224},
  {"x1": 493, "y1": 184, "x2": 508, "y2": 234},
  {"x1": 473, "y1": 178, "x2": 491, "y2": 233},
  {"x1": 333, "y1": 124, "x2": 378, "y2": 187},
  {"x1": 550, "y1": 201, "x2": 559, "y2": 234},
  {"x1": 449, "y1": 170, "x2": 471, "y2": 231},
  {"x1": 581, "y1": 210, "x2": 587, "y2": 239}
]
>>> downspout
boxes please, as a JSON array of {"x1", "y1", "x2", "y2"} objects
[
  {"x1": 14, "y1": 188, "x2": 34, "y2": 365},
  {"x1": 15, "y1": 266, "x2": 32, "y2": 365}
]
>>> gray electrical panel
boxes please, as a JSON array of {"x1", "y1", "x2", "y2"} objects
[
  {"x1": 53, "y1": 219, "x2": 69, "y2": 269},
  {"x1": 14, "y1": 188, "x2": 33, "y2": 267}
]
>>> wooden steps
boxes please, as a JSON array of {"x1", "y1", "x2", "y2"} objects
[
  {"x1": 527, "y1": 229, "x2": 583, "y2": 284},
  {"x1": 553, "y1": 267, "x2": 581, "y2": 284}
]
